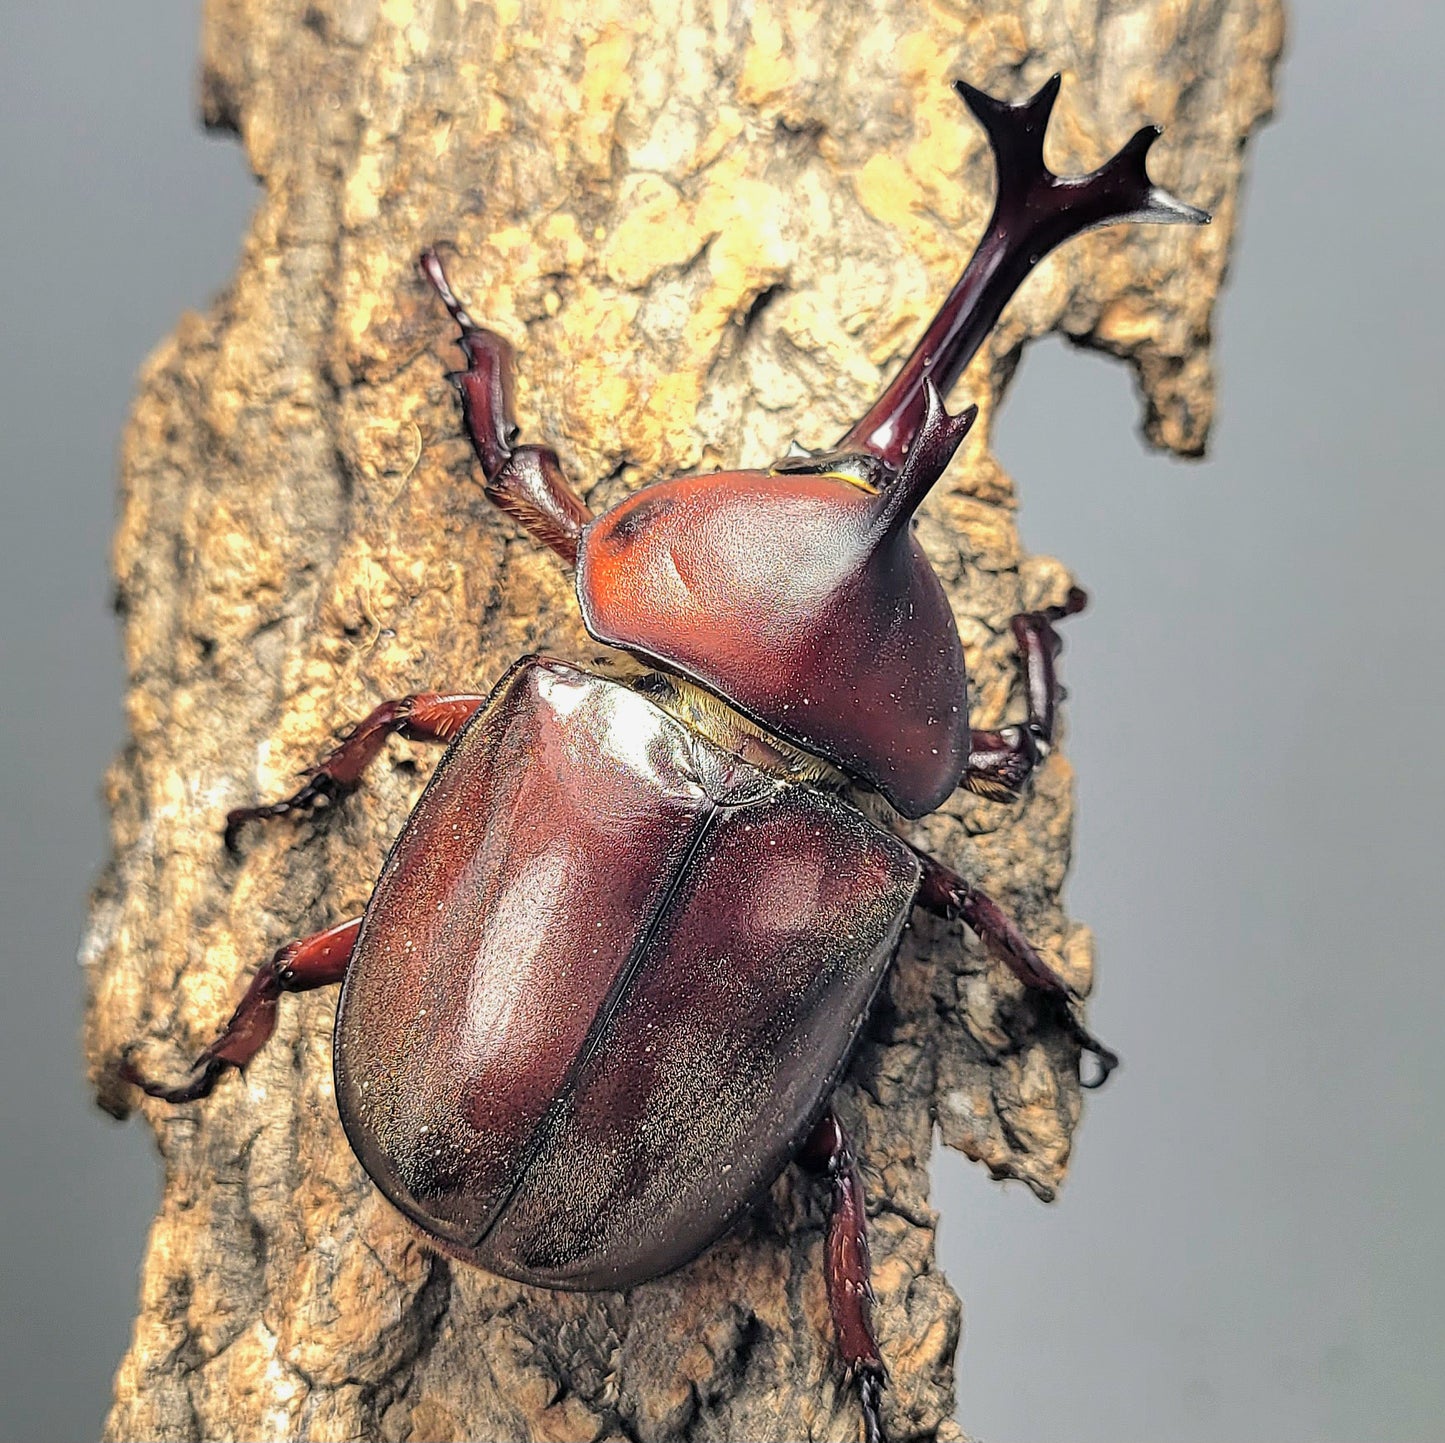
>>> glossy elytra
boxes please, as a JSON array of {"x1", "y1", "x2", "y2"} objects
[{"x1": 123, "y1": 76, "x2": 1207, "y2": 1443}]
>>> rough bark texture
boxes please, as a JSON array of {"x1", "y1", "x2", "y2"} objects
[{"x1": 85, "y1": 2, "x2": 1281, "y2": 1439}]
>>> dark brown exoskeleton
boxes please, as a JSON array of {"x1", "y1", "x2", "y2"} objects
[{"x1": 124, "y1": 78, "x2": 1207, "y2": 1443}]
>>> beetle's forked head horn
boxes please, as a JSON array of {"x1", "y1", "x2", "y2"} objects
[{"x1": 840, "y1": 75, "x2": 1210, "y2": 466}]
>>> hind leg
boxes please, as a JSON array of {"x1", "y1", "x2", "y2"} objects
[
  {"x1": 915, "y1": 851, "x2": 1118, "y2": 1088},
  {"x1": 122, "y1": 916, "x2": 362, "y2": 1103},
  {"x1": 798, "y1": 1108, "x2": 888, "y2": 1443}
]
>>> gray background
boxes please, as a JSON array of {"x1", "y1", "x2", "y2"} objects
[{"x1": 1, "y1": 5, "x2": 1440, "y2": 1441}]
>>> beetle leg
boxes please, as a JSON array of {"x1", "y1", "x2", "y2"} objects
[
  {"x1": 964, "y1": 586, "x2": 1087, "y2": 801},
  {"x1": 914, "y1": 852, "x2": 1119, "y2": 1088},
  {"x1": 835, "y1": 76, "x2": 1208, "y2": 469},
  {"x1": 121, "y1": 916, "x2": 362, "y2": 1103},
  {"x1": 224, "y1": 691, "x2": 488, "y2": 850},
  {"x1": 798, "y1": 1108, "x2": 888, "y2": 1443},
  {"x1": 420, "y1": 247, "x2": 594, "y2": 564}
]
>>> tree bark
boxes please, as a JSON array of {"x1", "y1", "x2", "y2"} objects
[{"x1": 85, "y1": 2, "x2": 1281, "y2": 1439}]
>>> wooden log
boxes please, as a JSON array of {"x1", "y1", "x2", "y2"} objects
[{"x1": 85, "y1": 1, "x2": 1281, "y2": 1437}]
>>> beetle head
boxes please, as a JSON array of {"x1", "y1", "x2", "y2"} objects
[{"x1": 576, "y1": 382, "x2": 976, "y2": 817}]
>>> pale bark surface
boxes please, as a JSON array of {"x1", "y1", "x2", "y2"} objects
[{"x1": 85, "y1": 2, "x2": 1280, "y2": 1438}]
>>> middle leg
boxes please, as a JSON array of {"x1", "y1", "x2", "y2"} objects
[
  {"x1": 225, "y1": 691, "x2": 488, "y2": 849},
  {"x1": 916, "y1": 849, "x2": 1119, "y2": 1087}
]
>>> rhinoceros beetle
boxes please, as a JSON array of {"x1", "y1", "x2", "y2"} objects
[{"x1": 124, "y1": 76, "x2": 1206, "y2": 1443}]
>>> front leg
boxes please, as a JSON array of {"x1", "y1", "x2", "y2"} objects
[
  {"x1": 420, "y1": 247, "x2": 595, "y2": 564},
  {"x1": 965, "y1": 587, "x2": 1087, "y2": 801},
  {"x1": 915, "y1": 851, "x2": 1119, "y2": 1088}
]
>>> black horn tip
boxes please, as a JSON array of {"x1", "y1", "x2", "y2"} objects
[
  {"x1": 1029, "y1": 71, "x2": 1063, "y2": 112},
  {"x1": 952, "y1": 72, "x2": 1062, "y2": 146},
  {"x1": 1100, "y1": 127, "x2": 1211, "y2": 228}
]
